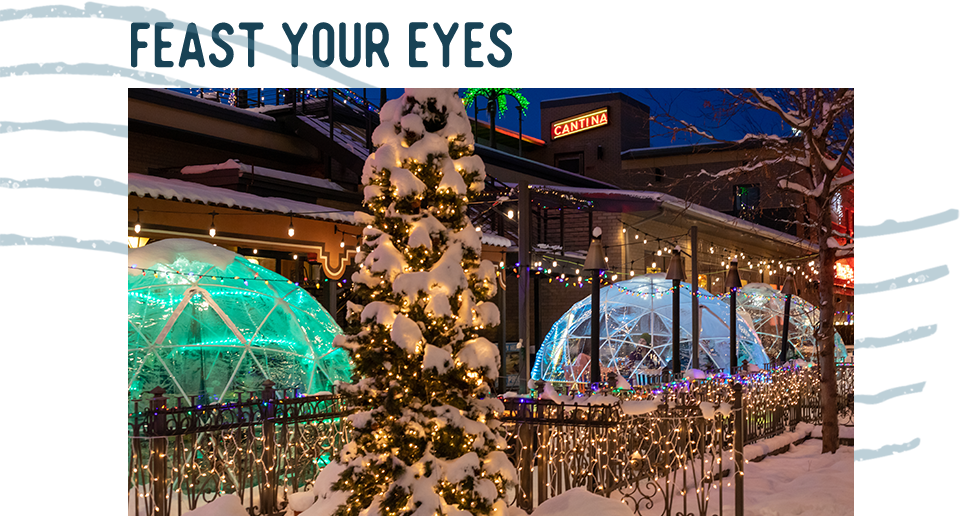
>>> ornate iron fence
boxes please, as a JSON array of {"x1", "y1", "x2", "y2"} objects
[
  {"x1": 129, "y1": 366, "x2": 852, "y2": 516},
  {"x1": 499, "y1": 366, "x2": 847, "y2": 515},
  {"x1": 128, "y1": 381, "x2": 351, "y2": 516}
]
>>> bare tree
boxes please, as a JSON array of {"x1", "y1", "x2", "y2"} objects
[{"x1": 654, "y1": 88, "x2": 853, "y2": 453}]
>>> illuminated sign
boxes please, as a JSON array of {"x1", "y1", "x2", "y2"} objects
[{"x1": 551, "y1": 108, "x2": 608, "y2": 139}]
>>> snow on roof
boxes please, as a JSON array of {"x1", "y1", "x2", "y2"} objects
[
  {"x1": 180, "y1": 159, "x2": 347, "y2": 191},
  {"x1": 129, "y1": 173, "x2": 355, "y2": 223},
  {"x1": 152, "y1": 88, "x2": 278, "y2": 122},
  {"x1": 129, "y1": 174, "x2": 512, "y2": 248},
  {"x1": 534, "y1": 185, "x2": 817, "y2": 252},
  {"x1": 128, "y1": 238, "x2": 238, "y2": 272},
  {"x1": 480, "y1": 233, "x2": 513, "y2": 248}
]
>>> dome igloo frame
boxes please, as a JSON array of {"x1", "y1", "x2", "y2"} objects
[
  {"x1": 532, "y1": 274, "x2": 768, "y2": 386},
  {"x1": 128, "y1": 239, "x2": 352, "y2": 403},
  {"x1": 736, "y1": 282, "x2": 848, "y2": 362}
]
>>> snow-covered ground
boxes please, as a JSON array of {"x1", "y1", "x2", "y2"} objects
[
  {"x1": 173, "y1": 429, "x2": 853, "y2": 516},
  {"x1": 526, "y1": 433, "x2": 853, "y2": 516}
]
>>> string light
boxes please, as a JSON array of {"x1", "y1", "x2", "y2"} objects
[
  {"x1": 134, "y1": 207, "x2": 143, "y2": 234},
  {"x1": 208, "y1": 211, "x2": 218, "y2": 238},
  {"x1": 288, "y1": 214, "x2": 296, "y2": 237}
]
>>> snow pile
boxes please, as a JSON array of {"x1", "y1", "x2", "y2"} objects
[
  {"x1": 128, "y1": 238, "x2": 237, "y2": 273},
  {"x1": 181, "y1": 495, "x2": 248, "y2": 516},
  {"x1": 698, "y1": 401, "x2": 733, "y2": 420},
  {"x1": 744, "y1": 422, "x2": 814, "y2": 461},
  {"x1": 129, "y1": 173, "x2": 354, "y2": 223},
  {"x1": 684, "y1": 368, "x2": 706, "y2": 380},
  {"x1": 531, "y1": 487, "x2": 633, "y2": 516},
  {"x1": 621, "y1": 400, "x2": 661, "y2": 416}
]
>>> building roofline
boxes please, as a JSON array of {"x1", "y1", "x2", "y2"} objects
[
  {"x1": 532, "y1": 185, "x2": 818, "y2": 253},
  {"x1": 130, "y1": 88, "x2": 286, "y2": 133},
  {"x1": 541, "y1": 92, "x2": 650, "y2": 113},
  {"x1": 475, "y1": 145, "x2": 620, "y2": 189},
  {"x1": 621, "y1": 139, "x2": 771, "y2": 160}
]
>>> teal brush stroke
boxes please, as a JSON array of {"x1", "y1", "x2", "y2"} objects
[
  {"x1": 854, "y1": 382, "x2": 924, "y2": 404},
  {"x1": 0, "y1": 2, "x2": 170, "y2": 23},
  {"x1": 855, "y1": 265, "x2": 948, "y2": 295},
  {"x1": 0, "y1": 176, "x2": 125, "y2": 195},
  {"x1": 855, "y1": 325, "x2": 936, "y2": 349},
  {"x1": 856, "y1": 209, "x2": 958, "y2": 238},
  {"x1": 0, "y1": 120, "x2": 126, "y2": 137},
  {"x1": 0, "y1": 62, "x2": 197, "y2": 87},
  {"x1": 0, "y1": 234, "x2": 127, "y2": 254},
  {"x1": 854, "y1": 438, "x2": 920, "y2": 461},
  {"x1": 0, "y1": 3, "x2": 371, "y2": 87}
]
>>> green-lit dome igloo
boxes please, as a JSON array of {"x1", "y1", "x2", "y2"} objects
[{"x1": 128, "y1": 239, "x2": 352, "y2": 402}]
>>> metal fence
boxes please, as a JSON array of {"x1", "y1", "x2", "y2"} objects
[
  {"x1": 499, "y1": 366, "x2": 852, "y2": 515},
  {"x1": 128, "y1": 381, "x2": 351, "y2": 516},
  {"x1": 129, "y1": 366, "x2": 852, "y2": 516}
]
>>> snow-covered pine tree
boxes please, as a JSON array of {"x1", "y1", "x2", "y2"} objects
[{"x1": 327, "y1": 89, "x2": 517, "y2": 516}]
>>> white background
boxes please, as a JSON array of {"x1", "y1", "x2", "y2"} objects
[{"x1": 2, "y1": 0, "x2": 959, "y2": 513}]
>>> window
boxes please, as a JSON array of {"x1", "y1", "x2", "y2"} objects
[
  {"x1": 654, "y1": 168, "x2": 664, "y2": 183},
  {"x1": 734, "y1": 184, "x2": 760, "y2": 214},
  {"x1": 555, "y1": 152, "x2": 583, "y2": 175}
]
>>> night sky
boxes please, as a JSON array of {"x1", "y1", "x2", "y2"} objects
[{"x1": 172, "y1": 87, "x2": 795, "y2": 148}]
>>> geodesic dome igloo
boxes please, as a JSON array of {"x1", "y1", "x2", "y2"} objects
[
  {"x1": 128, "y1": 239, "x2": 352, "y2": 402},
  {"x1": 532, "y1": 274, "x2": 768, "y2": 385},
  {"x1": 736, "y1": 283, "x2": 848, "y2": 362}
]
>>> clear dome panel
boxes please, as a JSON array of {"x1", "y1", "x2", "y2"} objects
[
  {"x1": 533, "y1": 274, "x2": 768, "y2": 386},
  {"x1": 128, "y1": 239, "x2": 352, "y2": 402},
  {"x1": 737, "y1": 283, "x2": 848, "y2": 362}
]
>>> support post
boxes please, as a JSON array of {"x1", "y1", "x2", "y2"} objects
[
  {"x1": 325, "y1": 278, "x2": 338, "y2": 325},
  {"x1": 734, "y1": 383, "x2": 745, "y2": 516},
  {"x1": 148, "y1": 387, "x2": 168, "y2": 516},
  {"x1": 261, "y1": 380, "x2": 277, "y2": 514},
  {"x1": 780, "y1": 294, "x2": 793, "y2": 365},
  {"x1": 690, "y1": 226, "x2": 700, "y2": 370},
  {"x1": 730, "y1": 288, "x2": 738, "y2": 376},
  {"x1": 518, "y1": 181, "x2": 532, "y2": 394},
  {"x1": 591, "y1": 268, "x2": 601, "y2": 386},
  {"x1": 499, "y1": 268, "x2": 508, "y2": 394},
  {"x1": 672, "y1": 277, "x2": 681, "y2": 378}
]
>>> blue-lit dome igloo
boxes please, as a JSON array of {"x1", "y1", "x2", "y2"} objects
[
  {"x1": 736, "y1": 283, "x2": 848, "y2": 362},
  {"x1": 532, "y1": 274, "x2": 768, "y2": 385},
  {"x1": 128, "y1": 239, "x2": 352, "y2": 402}
]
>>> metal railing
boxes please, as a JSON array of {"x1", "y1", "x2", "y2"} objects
[
  {"x1": 499, "y1": 366, "x2": 850, "y2": 515},
  {"x1": 128, "y1": 381, "x2": 351, "y2": 516},
  {"x1": 129, "y1": 366, "x2": 851, "y2": 516}
]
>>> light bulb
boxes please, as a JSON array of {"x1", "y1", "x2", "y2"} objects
[
  {"x1": 552, "y1": 261, "x2": 557, "y2": 267},
  {"x1": 134, "y1": 222, "x2": 141, "y2": 234},
  {"x1": 288, "y1": 225, "x2": 295, "y2": 237},
  {"x1": 507, "y1": 210, "x2": 515, "y2": 219},
  {"x1": 209, "y1": 226, "x2": 216, "y2": 238},
  {"x1": 293, "y1": 254, "x2": 298, "y2": 260},
  {"x1": 657, "y1": 250, "x2": 662, "y2": 256},
  {"x1": 340, "y1": 241, "x2": 345, "y2": 248},
  {"x1": 253, "y1": 249, "x2": 258, "y2": 254}
]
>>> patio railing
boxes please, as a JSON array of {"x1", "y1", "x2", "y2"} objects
[{"x1": 129, "y1": 365, "x2": 852, "y2": 516}]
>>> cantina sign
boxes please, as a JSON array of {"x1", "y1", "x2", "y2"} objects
[{"x1": 551, "y1": 108, "x2": 608, "y2": 139}]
